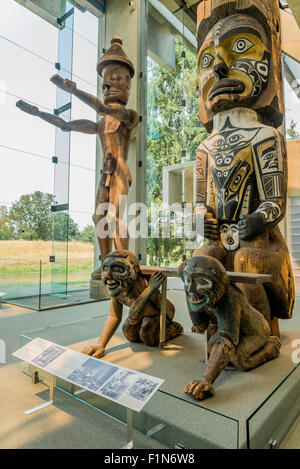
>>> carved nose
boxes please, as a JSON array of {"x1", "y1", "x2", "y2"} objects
[{"x1": 213, "y1": 61, "x2": 229, "y2": 80}]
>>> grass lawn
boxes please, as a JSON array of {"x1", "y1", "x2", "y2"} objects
[{"x1": 0, "y1": 240, "x2": 94, "y2": 275}]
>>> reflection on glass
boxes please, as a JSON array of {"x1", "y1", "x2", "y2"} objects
[
  {"x1": 147, "y1": 37, "x2": 208, "y2": 266},
  {"x1": 0, "y1": 1, "x2": 99, "y2": 309},
  {"x1": 283, "y1": 54, "x2": 300, "y2": 140}
]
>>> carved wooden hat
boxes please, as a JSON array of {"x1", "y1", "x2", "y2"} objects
[
  {"x1": 197, "y1": 0, "x2": 283, "y2": 131},
  {"x1": 97, "y1": 36, "x2": 135, "y2": 77}
]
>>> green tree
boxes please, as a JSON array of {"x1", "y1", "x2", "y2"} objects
[
  {"x1": 53, "y1": 212, "x2": 80, "y2": 241},
  {"x1": 79, "y1": 224, "x2": 94, "y2": 243},
  {"x1": 8, "y1": 191, "x2": 79, "y2": 241},
  {"x1": 287, "y1": 119, "x2": 300, "y2": 140},
  {"x1": 0, "y1": 205, "x2": 14, "y2": 240},
  {"x1": 9, "y1": 191, "x2": 54, "y2": 240},
  {"x1": 147, "y1": 40, "x2": 209, "y2": 265}
]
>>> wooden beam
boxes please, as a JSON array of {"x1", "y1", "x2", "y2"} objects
[
  {"x1": 285, "y1": 0, "x2": 300, "y2": 29},
  {"x1": 140, "y1": 265, "x2": 272, "y2": 283},
  {"x1": 281, "y1": 9, "x2": 300, "y2": 62}
]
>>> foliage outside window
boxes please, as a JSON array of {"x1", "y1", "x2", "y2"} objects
[{"x1": 146, "y1": 40, "x2": 209, "y2": 266}]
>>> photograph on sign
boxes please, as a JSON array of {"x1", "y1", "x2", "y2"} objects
[
  {"x1": 32, "y1": 345, "x2": 66, "y2": 368},
  {"x1": 12, "y1": 338, "x2": 165, "y2": 412},
  {"x1": 127, "y1": 378, "x2": 160, "y2": 402},
  {"x1": 99, "y1": 369, "x2": 137, "y2": 400},
  {"x1": 13, "y1": 338, "x2": 57, "y2": 363},
  {"x1": 67, "y1": 357, "x2": 118, "y2": 392}
]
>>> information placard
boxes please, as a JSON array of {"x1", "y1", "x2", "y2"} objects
[{"x1": 13, "y1": 338, "x2": 164, "y2": 412}]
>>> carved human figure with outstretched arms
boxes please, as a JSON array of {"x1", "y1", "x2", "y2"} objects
[
  {"x1": 81, "y1": 250, "x2": 183, "y2": 358},
  {"x1": 16, "y1": 37, "x2": 138, "y2": 267}
]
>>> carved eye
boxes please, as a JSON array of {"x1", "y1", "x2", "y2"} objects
[
  {"x1": 112, "y1": 265, "x2": 125, "y2": 273},
  {"x1": 201, "y1": 53, "x2": 214, "y2": 68},
  {"x1": 257, "y1": 62, "x2": 269, "y2": 77},
  {"x1": 232, "y1": 38, "x2": 254, "y2": 54},
  {"x1": 228, "y1": 134, "x2": 242, "y2": 144}
]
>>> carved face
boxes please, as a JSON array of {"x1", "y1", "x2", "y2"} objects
[
  {"x1": 220, "y1": 223, "x2": 240, "y2": 251},
  {"x1": 102, "y1": 256, "x2": 137, "y2": 297},
  {"x1": 102, "y1": 63, "x2": 131, "y2": 105},
  {"x1": 198, "y1": 14, "x2": 270, "y2": 113},
  {"x1": 181, "y1": 256, "x2": 229, "y2": 312}
]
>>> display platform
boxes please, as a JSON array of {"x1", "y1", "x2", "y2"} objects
[{"x1": 19, "y1": 293, "x2": 300, "y2": 449}]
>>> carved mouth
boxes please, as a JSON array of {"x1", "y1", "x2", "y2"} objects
[
  {"x1": 190, "y1": 294, "x2": 208, "y2": 305},
  {"x1": 104, "y1": 89, "x2": 120, "y2": 97},
  {"x1": 104, "y1": 278, "x2": 120, "y2": 289},
  {"x1": 209, "y1": 79, "x2": 245, "y2": 100}
]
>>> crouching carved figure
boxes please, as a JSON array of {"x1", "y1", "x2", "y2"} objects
[
  {"x1": 82, "y1": 250, "x2": 183, "y2": 358},
  {"x1": 179, "y1": 255, "x2": 281, "y2": 400}
]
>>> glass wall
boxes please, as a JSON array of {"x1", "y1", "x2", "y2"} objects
[
  {"x1": 0, "y1": 0, "x2": 101, "y2": 309},
  {"x1": 146, "y1": 5, "x2": 208, "y2": 267}
]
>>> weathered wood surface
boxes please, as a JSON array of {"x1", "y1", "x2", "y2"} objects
[
  {"x1": 140, "y1": 266, "x2": 272, "y2": 284},
  {"x1": 197, "y1": 0, "x2": 284, "y2": 131}
]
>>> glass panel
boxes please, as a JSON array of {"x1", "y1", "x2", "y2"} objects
[
  {"x1": 0, "y1": 0, "x2": 59, "y2": 64},
  {"x1": 0, "y1": 258, "x2": 41, "y2": 308},
  {"x1": 20, "y1": 317, "x2": 239, "y2": 449},
  {"x1": 51, "y1": 2, "x2": 74, "y2": 296},
  {"x1": 283, "y1": 54, "x2": 300, "y2": 140},
  {"x1": 246, "y1": 363, "x2": 300, "y2": 449},
  {"x1": 72, "y1": 8, "x2": 99, "y2": 86},
  {"x1": 0, "y1": 0, "x2": 100, "y2": 309},
  {"x1": 146, "y1": 7, "x2": 207, "y2": 267}
]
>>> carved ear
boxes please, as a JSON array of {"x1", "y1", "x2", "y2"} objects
[{"x1": 178, "y1": 261, "x2": 187, "y2": 281}]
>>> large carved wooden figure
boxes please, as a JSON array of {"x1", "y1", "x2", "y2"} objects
[
  {"x1": 180, "y1": 0, "x2": 295, "y2": 401},
  {"x1": 16, "y1": 37, "x2": 138, "y2": 264},
  {"x1": 195, "y1": 0, "x2": 294, "y2": 331}
]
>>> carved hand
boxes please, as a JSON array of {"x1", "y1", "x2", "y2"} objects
[
  {"x1": 238, "y1": 212, "x2": 265, "y2": 240},
  {"x1": 51, "y1": 74, "x2": 77, "y2": 94},
  {"x1": 16, "y1": 100, "x2": 40, "y2": 116},
  {"x1": 81, "y1": 344, "x2": 105, "y2": 359},
  {"x1": 148, "y1": 271, "x2": 166, "y2": 293},
  {"x1": 184, "y1": 378, "x2": 214, "y2": 400},
  {"x1": 204, "y1": 217, "x2": 219, "y2": 240}
]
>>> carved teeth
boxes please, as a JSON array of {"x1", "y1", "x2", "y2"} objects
[
  {"x1": 191, "y1": 294, "x2": 206, "y2": 304},
  {"x1": 106, "y1": 279, "x2": 119, "y2": 288}
]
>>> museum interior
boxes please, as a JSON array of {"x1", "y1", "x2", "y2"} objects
[{"x1": 0, "y1": 0, "x2": 300, "y2": 450}]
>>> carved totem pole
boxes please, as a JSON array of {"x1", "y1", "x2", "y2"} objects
[
  {"x1": 16, "y1": 37, "x2": 138, "y2": 269},
  {"x1": 181, "y1": 0, "x2": 295, "y2": 400}
]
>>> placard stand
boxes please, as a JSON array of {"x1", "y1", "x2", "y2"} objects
[
  {"x1": 25, "y1": 372, "x2": 55, "y2": 415},
  {"x1": 24, "y1": 369, "x2": 135, "y2": 449}
]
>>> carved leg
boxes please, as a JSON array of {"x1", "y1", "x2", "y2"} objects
[
  {"x1": 138, "y1": 316, "x2": 183, "y2": 347},
  {"x1": 165, "y1": 320, "x2": 184, "y2": 341},
  {"x1": 233, "y1": 306, "x2": 281, "y2": 370},
  {"x1": 109, "y1": 175, "x2": 130, "y2": 252},
  {"x1": 139, "y1": 316, "x2": 160, "y2": 346},
  {"x1": 122, "y1": 318, "x2": 143, "y2": 343},
  {"x1": 93, "y1": 180, "x2": 112, "y2": 262},
  {"x1": 185, "y1": 334, "x2": 235, "y2": 400},
  {"x1": 235, "y1": 335, "x2": 281, "y2": 370}
]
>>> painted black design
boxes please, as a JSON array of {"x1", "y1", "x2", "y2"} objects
[{"x1": 230, "y1": 51, "x2": 270, "y2": 96}]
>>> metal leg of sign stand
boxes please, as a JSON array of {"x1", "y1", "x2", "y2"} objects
[
  {"x1": 25, "y1": 374, "x2": 55, "y2": 415},
  {"x1": 205, "y1": 330, "x2": 209, "y2": 364},
  {"x1": 122, "y1": 408, "x2": 134, "y2": 449},
  {"x1": 159, "y1": 278, "x2": 167, "y2": 349}
]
